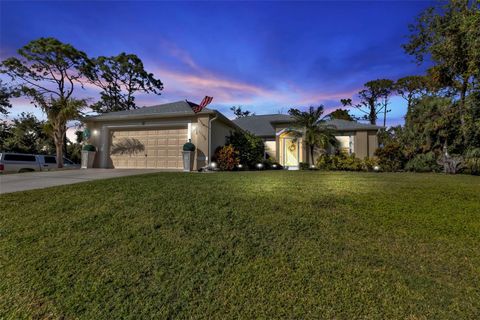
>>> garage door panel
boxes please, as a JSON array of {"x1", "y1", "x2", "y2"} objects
[
  {"x1": 110, "y1": 127, "x2": 187, "y2": 169},
  {"x1": 167, "y1": 149, "x2": 177, "y2": 156}
]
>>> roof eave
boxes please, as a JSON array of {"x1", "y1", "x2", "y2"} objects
[
  {"x1": 82, "y1": 110, "x2": 216, "y2": 122},
  {"x1": 212, "y1": 111, "x2": 244, "y2": 131}
]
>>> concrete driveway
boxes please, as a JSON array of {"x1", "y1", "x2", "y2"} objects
[{"x1": 0, "y1": 169, "x2": 166, "y2": 194}]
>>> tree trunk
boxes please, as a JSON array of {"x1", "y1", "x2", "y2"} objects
[
  {"x1": 369, "y1": 101, "x2": 376, "y2": 125},
  {"x1": 383, "y1": 107, "x2": 387, "y2": 127},
  {"x1": 63, "y1": 126, "x2": 68, "y2": 160},
  {"x1": 406, "y1": 98, "x2": 413, "y2": 127},
  {"x1": 54, "y1": 129, "x2": 65, "y2": 168},
  {"x1": 55, "y1": 143, "x2": 64, "y2": 168},
  {"x1": 383, "y1": 98, "x2": 387, "y2": 127},
  {"x1": 310, "y1": 145, "x2": 315, "y2": 166},
  {"x1": 459, "y1": 77, "x2": 468, "y2": 144}
]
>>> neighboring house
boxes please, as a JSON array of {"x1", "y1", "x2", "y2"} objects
[
  {"x1": 233, "y1": 114, "x2": 382, "y2": 169},
  {"x1": 83, "y1": 100, "x2": 239, "y2": 170}
]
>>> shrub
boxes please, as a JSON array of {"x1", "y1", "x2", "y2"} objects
[
  {"x1": 226, "y1": 130, "x2": 264, "y2": 169},
  {"x1": 374, "y1": 142, "x2": 406, "y2": 172},
  {"x1": 362, "y1": 157, "x2": 379, "y2": 172},
  {"x1": 337, "y1": 153, "x2": 363, "y2": 171},
  {"x1": 82, "y1": 144, "x2": 96, "y2": 152},
  {"x1": 405, "y1": 152, "x2": 440, "y2": 172},
  {"x1": 299, "y1": 162, "x2": 310, "y2": 170},
  {"x1": 261, "y1": 158, "x2": 283, "y2": 170},
  {"x1": 182, "y1": 141, "x2": 196, "y2": 152},
  {"x1": 465, "y1": 148, "x2": 480, "y2": 175},
  {"x1": 316, "y1": 154, "x2": 332, "y2": 170},
  {"x1": 215, "y1": 145, "x2": 239, "y2": 171},
  {"x1": 315, "y1": 153, "x2": 364, "y2": 171}
]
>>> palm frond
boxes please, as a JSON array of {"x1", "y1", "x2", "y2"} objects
[{"x1": 111, "y1": 138, "x2": 145, "y2": 155}]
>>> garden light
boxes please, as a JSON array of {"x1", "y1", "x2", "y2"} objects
[
  {"x1": 373, "y1": 165, "x2": 380, "y2": 172},
  {"x1": 237, "y1": 164, "x2": 243, "y2": 169},
  {"x1": 209, "y1": 162, "x2": 217, "y2": 169},
  {"x1": 272, "y1": 164, "x2": 277, "y2": 168},
  {"x1": 256, "y1": 163, "x2": 264, "y2": 169},
  {"x1": 310, "y1": 165, "x2": 316, "y2": 169}
]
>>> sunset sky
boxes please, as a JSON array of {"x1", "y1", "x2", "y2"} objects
[{"x1": 0, "y1": 1, "x2": 435, "y2": 126}]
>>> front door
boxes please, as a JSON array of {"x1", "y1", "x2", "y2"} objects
[{"x1": 284, "y1": 138, "x2": 299, "y2": 167}]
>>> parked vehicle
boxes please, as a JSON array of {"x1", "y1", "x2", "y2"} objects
[
  {"x1": 36, "y1": 155, "x2": 79, "y2": 171},
  {"x1": 0, "y1": 153, "x2": 79, "y2": 174}
]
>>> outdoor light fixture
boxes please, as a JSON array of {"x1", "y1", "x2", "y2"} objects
[
  {"x1": 92, "y1": 129, "x2": 99, "y2": 136},
  {"x1": 310, "y1": 165, "x2": 316, "y2": 169},
  {"x1": 272, "y1": 164, "x2": 277, "y2": 168},
  {"x1": 256, "y1": 163, "x2": 264, "y2": 169},
  {"x1": 237, "y1": 164, "x2": 243, "y2": 169},
  {"x1": 209, "y1": 162, "x2": 217, "y2": 169},
  {"x1": 373, "y1": 165, "x2": 380, "y2": 172}
]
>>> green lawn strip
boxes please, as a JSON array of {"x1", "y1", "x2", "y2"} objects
[{"x1": 0, "y1": 172, "x2": 479, "y2": 318}]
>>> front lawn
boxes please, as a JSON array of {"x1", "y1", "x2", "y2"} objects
[{"x1": 1, "y1": 171, "x2": 479, "y2": 319}]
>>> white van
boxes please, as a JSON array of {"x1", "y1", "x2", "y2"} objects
[{"x1": 0, "y1": 153, "x2": 79, "y2": 174}]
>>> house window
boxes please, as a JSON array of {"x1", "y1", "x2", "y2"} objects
[
  {"x1": 335, "y1": 134, "x2": 354, "y2": 154},
  {"x1": 264, "y1": 140, "x2": 276, "y2": 160}
]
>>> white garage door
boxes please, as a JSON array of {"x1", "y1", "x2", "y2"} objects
[{"x1": 110, "y1": 127, "x2": 188, "y2": 169}]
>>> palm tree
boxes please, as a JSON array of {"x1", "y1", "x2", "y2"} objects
[
  {"x1": 40, "y1": 96, "x2": 87, "y2": 168},
  {"x1": 288, "y1": 106, "x2": 338, "y2": 165}
]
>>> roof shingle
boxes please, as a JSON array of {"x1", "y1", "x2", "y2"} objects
[
  {"x1": 233, "y1": 115, "x2": 382, "y2": 137},
  {"x1": 84, "y1": 100, "x2": 213, "y2": 121}
]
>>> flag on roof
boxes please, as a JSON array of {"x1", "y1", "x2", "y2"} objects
[{"x1": 192, "y1": 96, "x2": 213, "y2": 113}]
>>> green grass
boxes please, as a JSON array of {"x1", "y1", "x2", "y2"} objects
[{"x1": 1, "y1": 172, "x2": 479, "y2": 319}]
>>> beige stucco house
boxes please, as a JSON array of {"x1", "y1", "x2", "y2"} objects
[
  {"x1": 233, "y1": 114, "x2": 382, "y2": 169},
  {"x1": 83, "y1": 100, "x2": 239, "y2": 170},
  {"x1": 83, "y1": 101, "x2": 381, "y2": 170}
]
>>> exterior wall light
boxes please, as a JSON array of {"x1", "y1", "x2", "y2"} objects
[{"x1": 92, "y1": 129, "x2": 99, "y2": 136}]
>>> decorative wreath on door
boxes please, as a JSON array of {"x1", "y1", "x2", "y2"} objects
[{"x1": 288, "y1": 143, "x2": 296, "y2": 152}]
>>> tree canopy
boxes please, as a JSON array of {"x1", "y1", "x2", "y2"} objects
[
  {"x1": 288, "y1": 106, "x2": 338, "y2": 165},
  {"x1": 85, "y1": 53, "x2": 164, "y2": 113},
  {"x1": 403, "y1": 0, "x2": 480, "y2": 142},
  {"x1": 230, "y1": 106, "x2": 255, "y2": 118},
  {"x1": 0, "y1": 80, "x2": 19, "y2": 115},
  {"x1": 0, "y1": 113, "x2": 54, "y2": 154},
  {"x1": 1, "y1": 37, "x2": 89, "y2": 167},
  {"x1": 342, "y1": 79, "x2": 394, "y2": 125},
  {"x1": 395, "y1": 75, "x2": 427, "y2": 114},
  {"x1": 0, "y1": 38, "x2": 163, "y2": 167},
  {"x1": 327, "y1": 108, "x2": 355, "y2": 121}
]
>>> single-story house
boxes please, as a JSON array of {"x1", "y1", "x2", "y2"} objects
[
  {"x1": 83, "y1": 101, "x2": 382, "y2": 170},
  {"x1": 233, "y1": 114, "x2": 382, "y2": 168},
  {"x1": 83, "y1": 100, "x2": 239, "y2": 170}
]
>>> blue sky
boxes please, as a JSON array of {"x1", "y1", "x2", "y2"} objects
[{"x1": 0, "y1": 0, "x2": 434, "y2": 125}]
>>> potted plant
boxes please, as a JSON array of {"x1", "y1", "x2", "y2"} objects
[
  {"x1": 81, "y1": 144, "x2": 96, "y2": 169},
  {"x1": 182, "y1": 140, "x2": 196, "y2": 172}
]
